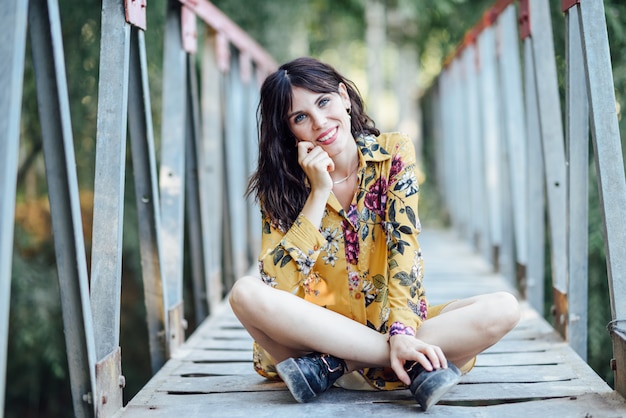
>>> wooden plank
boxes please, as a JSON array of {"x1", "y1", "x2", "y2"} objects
[
  {"x1": 179, "y1": 350, "x2": 252, "y2": 363},
  {"x1": 483, "y1": 340, "x2": 555, "y2": 353},
  {"x1": 461, "y1": 364, "x2": 576, "y2": 383},
  {"x1": 187, "y1": 338, "x2": 252, "y2": 351},
  {"x1": 172, "y1": 362, "x2": 254, "y2": 376},
  {"x1": 186, "y1": 329, "x2": 252, "y2": 341},
  {"x1": 474, "y1": 352, "x2": 564, "y2": 367},
  {"x1": 117, "y1": 390, "x2": 624, "y2": 417}
]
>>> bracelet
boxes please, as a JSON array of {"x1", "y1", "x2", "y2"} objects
[{"x1": 389, "y1": 321, "x2": 415, "y2": 337}]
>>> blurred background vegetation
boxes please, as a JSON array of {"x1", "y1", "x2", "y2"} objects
[{"x1": 7, "y1": 0, "x2": 626, "y2": 416}]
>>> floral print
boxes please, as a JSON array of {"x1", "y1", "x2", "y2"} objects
[{"x1": 254, "y1": 133, "x2": 427, "y2": 390}]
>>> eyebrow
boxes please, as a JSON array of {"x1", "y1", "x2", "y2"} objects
[{"x1": 287, "y1": 93, "x2": 327, "y2": 120}]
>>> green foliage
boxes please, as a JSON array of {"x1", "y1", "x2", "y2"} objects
[
  {"x1": 7, "y1": 241, "x2": 71, "y2": 417},
  {"x1": 587, "y1": 164, "x2": 614, "y2": 385}
]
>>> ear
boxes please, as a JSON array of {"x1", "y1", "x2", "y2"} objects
[{"x1": 338, "y1": 82, "x2": 350, "y2": 107}]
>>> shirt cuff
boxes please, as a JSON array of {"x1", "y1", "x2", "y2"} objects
[{"x1": 389, "y1": 321, "x2": 416, "y2": 337}]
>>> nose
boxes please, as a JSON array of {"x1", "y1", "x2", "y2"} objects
[{"x1": 310, "y1": 109, "x2": 326, "y2": 130}]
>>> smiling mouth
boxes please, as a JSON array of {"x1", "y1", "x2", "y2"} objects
[{"x1": 318, "y1": 127, "x2": 337, "y2": 143}]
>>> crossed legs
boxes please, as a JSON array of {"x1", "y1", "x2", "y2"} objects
[{"x1": 229, "y1": 275, "x2": 520, "y2": 372}]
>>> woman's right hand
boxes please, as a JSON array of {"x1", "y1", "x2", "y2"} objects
[
  {"x1": 297, "y1": 141, "x2": 334, "y2": 192},
  {"x1": 389, "y1": 334, "x2": 448, "y2": 386}
]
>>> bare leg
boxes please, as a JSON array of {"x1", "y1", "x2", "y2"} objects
[
  {"x1": 415, "y1": 292, "x2": 521, "y2": 367},
  {"x1": 229, "y1": 276, "x2": 390, "y2": 372},
  {"x1": 229, "y1": 276, "x2": 520, "y2": 371}
]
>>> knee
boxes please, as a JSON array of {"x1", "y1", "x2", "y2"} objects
[
  {"x1": 488, "y1": 291, "x2": 521, "y2": 335},
  {"x1": 229, "y1": 275, "x2": 261, "y2": 313}
]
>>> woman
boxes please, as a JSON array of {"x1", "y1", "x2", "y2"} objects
[{"x1": 229, "y1": 57, "x2": 520, "y2": 411}]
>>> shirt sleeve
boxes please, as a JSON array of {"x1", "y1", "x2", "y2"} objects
[
  {"x1": 257, "y1": 212, "x2": 326, "y2": 297},
  {"x1": 384, "y1": 134, "x2": 427, "y2": 333}
]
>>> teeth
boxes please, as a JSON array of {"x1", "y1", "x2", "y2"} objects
[{"x1": 319, "y1": 128, "x2": 336, "y2": 142}]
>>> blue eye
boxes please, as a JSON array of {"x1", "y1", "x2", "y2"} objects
[
  {"x1": 319, "y1": 97, "x2": 330, "y2": 107},
  {"x1": 294, "y1": 114, "x2": 306, "y2": 124}
]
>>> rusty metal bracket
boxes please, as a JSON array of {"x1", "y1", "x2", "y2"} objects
[
  {"x1": 168, "y1": 302, "x2": 187, "y2": 356},
  {"x1": 95, "y1": 347, "x2": 124, "y2": 417},
  {"x1": 239, "y1": 52, "x2": 252, "y2": 83},
  {"x1": 216, "y1": 32, "x2": 231, "y2": 73},
  {"x1": 610, "y1": 328, "x2": 626, "y2": 397},
  {"x1": 181, "y1": 5, "x2": 197, "y2": 53},
  {"x1": 552, "y1": 288, "x2": 569, "y2": 339},
  {"x1": 125, "y1": 0, "x2": 147, "y2": 31},
  {"x1": 562, "y1": 0, "x2": 581, "y2": 12},
  {"x1": 518, "y1": 0, "x2": 531, "y2": 40}
]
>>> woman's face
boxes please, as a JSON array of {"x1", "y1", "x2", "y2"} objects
[{"x1": 287, "y1": 83, "x2": 352, "y2": 157}]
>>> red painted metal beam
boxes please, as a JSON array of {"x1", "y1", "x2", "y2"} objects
[
  {"x1": 444, "y1": 0, "x2": 516, "y2": 67},
  {"x1": 178, "y1": 0, "x2": 277, "y2": 75}
]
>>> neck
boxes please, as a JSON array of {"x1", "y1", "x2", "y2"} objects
[
  {"x1": 331, "y1": 151, "x2": 359, "y2": 185},
  {"x1": 335, "y1": 141, "x2": 359, "y2": 172}
]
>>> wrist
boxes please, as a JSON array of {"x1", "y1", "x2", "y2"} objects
[{"x1": 389, "y1": 321, "x2": 416, "y2": 338}]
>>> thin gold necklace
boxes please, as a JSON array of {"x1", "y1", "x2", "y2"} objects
[{"x1": 333, "y1": 159, "x2": 359, "y2": 184}]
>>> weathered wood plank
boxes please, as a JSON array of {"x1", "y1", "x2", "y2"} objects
[
  {"x1": 172, "y1": 362, "x2": 254, "y2": 376},
  {"x1": 188, "y1": 339, "x2": 253, "y2": 351},
  {"x1": 117, "y1": 390, "x2": 624, "y2": 418},
  {"x1": 474, "y1": 351, "x2": 564, "y2": 366},
  {"x1": 180, "y1": 350, "x2": 252, "y2": 363},
  {"x1": 460, "y1": 364, "x2": 576, "y2": 383}
]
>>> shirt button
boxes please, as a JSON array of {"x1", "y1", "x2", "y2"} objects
[
  {"x1": 313, "y1": 245, "x2": 319, "y2": 251},
  {"x1": 355, "y1": 293, "x2": 361, "y2": 299}
]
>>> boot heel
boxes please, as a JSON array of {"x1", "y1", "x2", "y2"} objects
[
  {"x1": 276, "y1": 353, "x2": 346, "y2": 403},
  {"x1": 409, "y1": 364, "x2": 461, "y2": 411},
  {"x1": 276, "y1": 358, "x2": 316, "y2": 403}
]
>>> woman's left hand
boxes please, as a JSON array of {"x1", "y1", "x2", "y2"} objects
[{"x1": 388, "y1": 334, "x2": 448, "y2": 385}]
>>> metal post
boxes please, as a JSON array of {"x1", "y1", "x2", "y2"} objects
[
  {"x1": 439, "y1": 70, "x2": 455, "y2": 228},
  {"x1": 127, "y1": 27, "x2": 169, "y2": 373},
  {"x1": 446, "y1": 61, "x2": 461, "y2": 234},
  {"x1": 498, "y1": 5, "x2": 529, "y2": 286},
  {"x1": 463, "y1": 45, "x2": 486, "y2": 252},
  {"x1": 161, "y1": 0, "x2": 188, "y2": 351},
  {"x1": 477, "y1": 25, "x2": 502, "y2": 270},
  {"x1": 564, "y1": 4, "x2": 589, "y2": 361},
  {"x1": 185, "y1": 53, "x2": 209, "y2": 324},
  {"x1": 529, "y1": 0, "x2": 568, "y2": 337},
  {"x1": 223, "y1": 48, "x2": 248, "y2": 285},
  {"x1": 28, "y1": 0, "x2": 97, "y2": 415},
  {"x1": 200, "y1": 30, "x2": 224, "y2": 311},
  {"x1": 243, "y1": 57, "x2": 261, "y2": 266},
  {"x1": 0, "y1": 0, "x2": 28, "y2": 413},
  {"x1": 454, "y1": 58, "x2": 470, "y2": 240},
  {"x1": 578, "y1": 0, "x2": 626, "y2": 395},
  {"x1": 90, "y1": 0, "x2": 130, "y2": 414},
  {"x1": 523, "y1": 37, "x2": 546, "y2": 313}
]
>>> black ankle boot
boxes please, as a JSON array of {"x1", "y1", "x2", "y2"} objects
[
  {"x1": 406, "y1": 362, "x2": 461, "y2": 411},
  {"x1": 276, "y1": 352, "x2": 347, "y2": 403}
]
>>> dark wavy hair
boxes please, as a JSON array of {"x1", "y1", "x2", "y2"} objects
[{"x1": 247, "y1": 57, "x2": 380, "y2": 229}]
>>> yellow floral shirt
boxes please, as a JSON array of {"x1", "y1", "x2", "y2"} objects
[{"x1": 255, "y1": 132, "x2": 427, "y2": 389}]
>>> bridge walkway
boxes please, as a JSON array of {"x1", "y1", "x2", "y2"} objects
[{"x1": 117, "y1": 228, "x2": 625, "y2": 417}]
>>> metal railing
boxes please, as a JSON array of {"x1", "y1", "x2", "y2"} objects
[
  {"x1": 424, "y1": 0, "x2": 625, "y2": 397},
  {"x1": 1, "y1": 0, "x2": 275, "y2": 416}
]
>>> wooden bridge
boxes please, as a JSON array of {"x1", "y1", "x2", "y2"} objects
[
  {"x1": 116, "y1": 229, "x2": 624, "y2": 416},
  {"x1": 2, "y1": 0, "x2": 626, "y2": 416}
]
